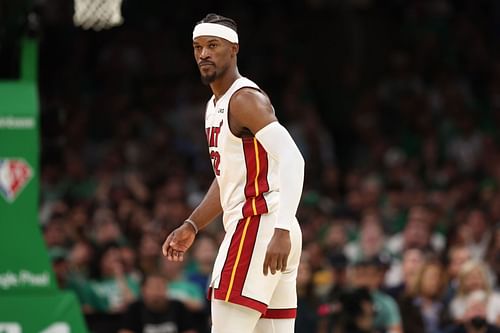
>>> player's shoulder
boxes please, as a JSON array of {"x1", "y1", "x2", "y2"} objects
[{"x1": 230, "y1": 86, "x2": 271, "y2": 109}]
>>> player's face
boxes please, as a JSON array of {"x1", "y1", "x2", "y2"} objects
[{"x1": 193, "y1": 36, "x2": 236, "y2": 85}]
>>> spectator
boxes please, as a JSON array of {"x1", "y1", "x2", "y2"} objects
[
  {"x1": 387, "y1": 205, "x2": 445, "y2": 257},
  {"x1": 119, "y1": 274, "x2": 197, "y2": 333},
  {"x1": 445, "y1": 290, "x2": 500, "y2": 333},
  {"x1": 400, "y1": 259, "x2": 449, "y2": 333},
  {"x1": 68, "y1": 240, "x2": 95, "y2": 279},
  {"x1": 349, "y1": 256, "x2": 403, "y2": 333},
  {"x1": 462, "y1": 208, "x2": 492, "y2": 260},
  {"x1": 323, "y1": 222, "x2": 348, "y2": 258},
  {"x1": 295, "y1": 253, "x2": 320, "y2": 333},
  {"x1": 385, "y1": 247, "x2": 426, "y2": 299},
  {"x1": 138, "y1": 232, "x2": 162, "y2": 276},
  {"x1": 446, "y1": 113, "x2": 483, "y2": 174},
  {"x1": 318, "y1": 252, "x2": 349, "y2": 333},
  {"x1": 345, "y1": 212, "x2": 390, "y2": 264},
  {"x1": 444, "y1": 246, "x2": 473, "y2": 305},
  {"x1": 335, "y1": 287, "x2": 378, "y2": 333},
  {"x1": 87, "y1": 244, "x2": 140, "y2": 314},
  {"x1": 450, "y1": 261, "x2": 500, "y2": 326},
  {"x1": 184, "y1": 234, "x2": 217, "y2": 299},
  {"x1": 159, "y1": 258, "x2": 204, "y2": 312},
  {"x1": 49, "y1": 246, "x2": 97, "y2": 315},
  {"x1": 306, "y1": 242, "x2": 334, "y2": 299},
  {"x1": 486, "y1": 224, "x2": 500, "y2": 284}
]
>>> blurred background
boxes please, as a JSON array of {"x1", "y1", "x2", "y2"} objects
[{"x1": 2, "y1": 0, "x2": 500, "y2": 332}]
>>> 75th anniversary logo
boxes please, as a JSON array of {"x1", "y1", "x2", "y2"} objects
[{"x1": 0, "y1": 158, "x2": 33, "y2": 203}]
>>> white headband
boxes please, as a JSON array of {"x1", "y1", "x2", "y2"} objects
[{"x1": 193, "y1": 23, "x2": 239, "y2": 43}]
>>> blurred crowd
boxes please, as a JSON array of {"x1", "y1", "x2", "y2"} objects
[{"x1": 36, "y1": 0, "x2": 500, "y2": 332}]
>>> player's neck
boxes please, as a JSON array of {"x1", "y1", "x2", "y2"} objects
[{"x1": 211, "y1": 69, "x2": 241, "y2": 102}]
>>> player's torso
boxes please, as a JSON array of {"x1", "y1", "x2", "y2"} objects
[{"x1": 205, "y1": 77, "x2": 279, "y2": 227}]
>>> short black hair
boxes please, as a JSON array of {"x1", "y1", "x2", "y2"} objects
[
  {"x1": 141, "y1": 273, "x2": 167, "y2": 287},
  {"x1": 197, "y1": 13, "x2": 237, "y2": 33}
]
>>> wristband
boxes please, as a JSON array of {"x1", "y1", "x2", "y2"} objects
[{"x1": 184, "y1": 219, "x2": 199, "y2": 234}]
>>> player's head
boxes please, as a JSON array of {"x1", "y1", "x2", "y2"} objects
[{"x1": 192, "y1": 13, "x2": 239, "y2": 85}]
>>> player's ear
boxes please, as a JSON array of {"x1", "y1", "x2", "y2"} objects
[{"x1": 231, "y1": 43, "x2": 239, "y2": 57}]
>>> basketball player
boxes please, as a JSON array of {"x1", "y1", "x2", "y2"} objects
[{"x1": 162, "y1": 13, "x2": 304, "y2": 333}]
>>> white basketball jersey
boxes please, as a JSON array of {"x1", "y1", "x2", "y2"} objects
[{"x1": 205, "y1": 77, "x2": 280, "y2": 229}]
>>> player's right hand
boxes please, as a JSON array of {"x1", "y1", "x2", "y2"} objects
[{"x1": 162, "y1": 223, "x2": 196, "y2": 262}]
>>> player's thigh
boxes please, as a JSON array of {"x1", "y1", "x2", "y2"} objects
[
  {"x1": 268, "y1": 220, "x2": 302, "y2": 308},
  {"x1": 211, "y1": 299, "x2": 261, "y2": 333},
  {"x1": 254, "y1": 318, "x2": 295, "y2": 333}
]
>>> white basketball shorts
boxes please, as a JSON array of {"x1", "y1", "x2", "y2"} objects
[{"x1": 208, "y1": 213, "x2": 302, "y2": 318}]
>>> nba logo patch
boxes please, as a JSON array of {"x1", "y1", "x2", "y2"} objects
[{"x1": 0, "y1": 158, "x2": 33, "y2": 203}]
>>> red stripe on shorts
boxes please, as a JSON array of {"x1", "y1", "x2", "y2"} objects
[
  {"x1": 213, "y1": 215, "x2": 268, "y2": 314},
  {"x1": 214, "y1": 218, "x2": 246, "y2": 296},
  {"x1": 225, "y1": 215, "x2": 260, "y2": 297},
  {"x1": 261, "y1": 308, "x2": 297, "y2": 319}
]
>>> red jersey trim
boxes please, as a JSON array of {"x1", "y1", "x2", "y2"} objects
[{"x1": 242, "y1": 137, "x2": 269, "y2": 217}]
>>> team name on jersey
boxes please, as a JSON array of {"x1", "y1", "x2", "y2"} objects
[
  {"x1": 206, "y1": 120, "x2": 223, "y2": 148},
  {"x1": 206, "y1": 120, "x2": 223, "y2": 175}
]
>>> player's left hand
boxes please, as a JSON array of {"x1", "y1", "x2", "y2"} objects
[{"x1": 263, "y1": 228, "x2": 291, "y2": 275}]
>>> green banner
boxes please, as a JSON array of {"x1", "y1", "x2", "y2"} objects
[
  {"x1": 0, "y1": 39, "x2": 89, "y2": 332},
  {"x1": 0, "y1": 292, "x2": 88, "y2": 332},
  {"x1": 0, "y1": 39, "x2": 56, "y2": 294}
]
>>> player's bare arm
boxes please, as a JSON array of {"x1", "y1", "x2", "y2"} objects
[
  {"x1": 162, "y1": 178, "x2": 222, "y2": 261},
  {"x1": 229, "y1": 88, "x2": 305, "y2": 276},
  {"x1": 227, "y1": 88, "x2": 277, "y2": 136}
]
